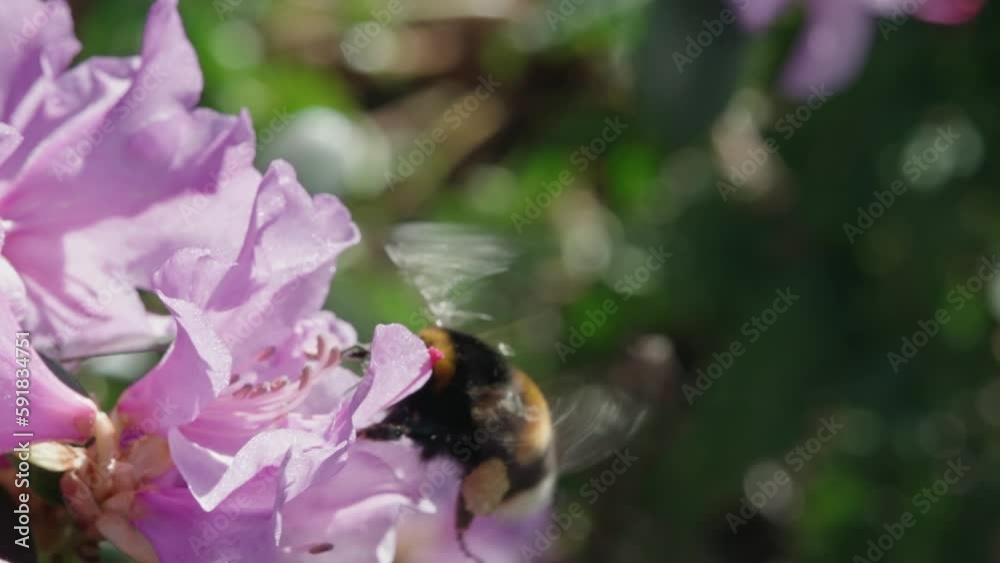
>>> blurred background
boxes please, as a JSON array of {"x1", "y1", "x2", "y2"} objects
[{"x1": 68, "y1": 0, "x2": 999, "y2": 561}]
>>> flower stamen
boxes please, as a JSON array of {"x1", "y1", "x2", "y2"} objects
[{"x1": 62, "y1": 413, "x2": 173, "y2": 563}]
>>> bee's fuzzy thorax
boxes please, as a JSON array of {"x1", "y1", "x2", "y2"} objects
[{"x1": 417, "y1": 327, "x2": 457, "y2": 391}]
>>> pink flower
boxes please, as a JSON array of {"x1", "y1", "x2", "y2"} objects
[
  {"x1": 0, "y1": 0, "x2": 261, "y2": 358},
  {"x1": 0, "y1": 2, "x2": 536, "y2": 561},
  {"x1": 57, "y1": 160, "x2": 437, "y2": 562},
  {"x1": 731, "y1": 0, "x2": 985, "y2": 98},
  {"x1": 0, "y1": 293, "x2": 97, "y2": 450},
  {"x1": 0, "y1": 2, "x2": 448, "y2": 559}
]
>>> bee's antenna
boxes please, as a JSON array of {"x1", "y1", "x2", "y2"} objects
[{"x1": 456, "y1": 528, "x2": 486, "y2": 563}]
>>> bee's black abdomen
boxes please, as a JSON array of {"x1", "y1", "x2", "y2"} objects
[
  {"x1": 363, "y1": 327, "x2": 552, "y2": 510},
  {"x1": 442, "y1": 329, "x2": 512, "y2": 386}
]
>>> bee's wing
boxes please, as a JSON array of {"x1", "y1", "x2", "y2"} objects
[
  {"x1": 548, "y1": 383, "x2": 648, "y2": 475},
  {"x1": 474, "y1": 309, "x2": 563, "y2": 358},
  {"x1": 385, "y1": 222, "x2": 520, "y2": 329}
]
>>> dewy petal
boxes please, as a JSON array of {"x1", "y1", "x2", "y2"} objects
[
  {"x1": 165, "y1": 319, "x2": 362, "y2": 513},
  {"x1": 172, "y1": 312, "x2": 357, "y2": 455},
  {"x1": 117, "y1": 161, "x2": 359, "y2": 431},
  {"x1": 115, "y1": 252, "x2": 234, "y2": 434},
  {"x1": 221, "y1": 160, "x2": 359, "y2": 363},
  {"x1": 0, "y1": 0, "x2": 79, "y2": 119},
  {"x1": 0, "y1": 123, "x2": 21, "y2": 165},
  {"x1": 169, "y1": 424, "x2": 350, "y2": 513},
  {"x1": 0, "y1": 0, "x2": 261, "y2": 357},
  {"x1": 778, "y1": 0, "x2": 876, "y2": 99},
  {"x1": 149, "y1": 160, "x2": 357, "y2": 370},
  {"x1": 158, "y1": 323, "x2": 428, "y2": 515},
  {"x1": 278, "y1": 442, "x2": 434, "y2": 563},
  {"x1": 0, "y1": 256, "x2": 28, "y2": 324},
  {"x1": 0, "y1": 128, "x2": 28, "y2": 325},
  {"x1": 133, "y1": 485, "x2": 281, "y2": 563},
  {"x1": 0, "y1": 295, "x2": 96, "y2": 451},
  {"x1": 349, "y1": 324, "x2": 434, "y2": 428}
]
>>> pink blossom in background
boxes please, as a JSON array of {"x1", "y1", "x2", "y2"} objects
[{"x1": 730, "y1": 0, "x2": 985, "y2": 98}]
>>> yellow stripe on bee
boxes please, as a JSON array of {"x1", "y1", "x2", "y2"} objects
[
  {"x1": 418, "y1": 328, "x2": 456, "y2": 391},
  {"x1": 462, "y1": 458, "x2": 510, "y2": 516},
  {"x1": 513, "y1": 370, "x2": 552, "y2": 464}
]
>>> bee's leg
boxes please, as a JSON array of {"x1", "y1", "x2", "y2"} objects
[
  {"x1": 455, "y1": 495, "x2": 484, "y2": 563},
  {"x1": 357, "y1": 423, "x2": 408, "y2": 441},
  {"x1": 342, "y1": 344, "x2": 371, "y2": 361}
]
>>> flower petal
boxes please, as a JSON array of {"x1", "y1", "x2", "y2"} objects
[
  {"x1": 349, "y1": 324, "x2": 434, "y2": 428},
  {"x1": 150, "y1": 160, "x2": 357, "y2": 369},
  {"x1": 217, "y1": 160, "x2": 359, "y2": 364},
  {"x1": 171, "y1": 312, "x2": 356, "y2": 456},
  {"x1": 150, "y1": 325, "x2": 427, "y2": 517},
  {"x1": 0, "y1": 123, "x2": 21, "y2": 165},
  {"x1": 916, "y1": 0, "x2": 984, "y2": 24},
  {"x1": 117, "y1": 160, "x2": 359, "y2": 431},
  {"x1": 279, "y1": 443, "x2": 433, "y2": 563},
  {"x1": 168, "y1": 423, "x2": 351, "y2": 513},
  {"x1": 0, "y1": 0, "x2": 79, "y2": 120},
  {"x1": 133, "y1": 485, "x2": 280, "y2": 563},
  {"x1": 778, "y1": 0, "x2": 876, "y2": 99},
  {"x1": 0, "y1": 0, "x2": 260, "y2": 357},
  {"x1": 729, "y1": 0, "x2": 794, "y2": 32},
  {"x1": 0, "y1": 295, "x2": 96, "y2": 451},
  {"x1": 278, "y1": 442, "x2": 434, "y2": 563},
  {"x1": 115, "y1": 252, "x2": 234, "y2": 434}
]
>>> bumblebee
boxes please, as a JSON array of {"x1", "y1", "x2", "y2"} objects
[
  {"x1": 361, "y1": 327, "x2": 557, "y2": 527},
  {"x1": 350, "y1": 224, "x2": 648, "y2": 562}
]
